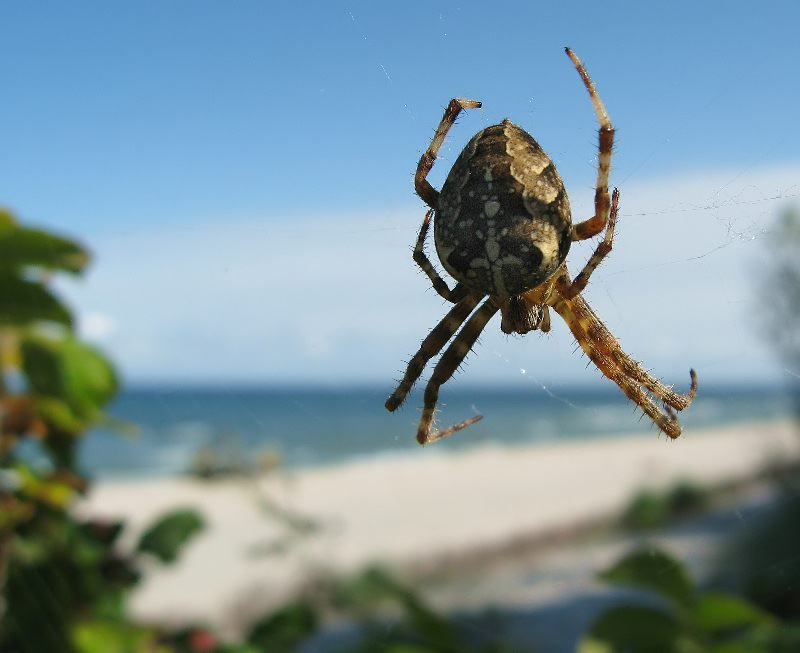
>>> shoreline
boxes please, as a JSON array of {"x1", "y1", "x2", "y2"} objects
[
  {"x1": 91, "y1": 415, "x2": 796, "y2": 482},
  {"x1": 79, "y1": 418, "x2": 799, "y2": 633}
]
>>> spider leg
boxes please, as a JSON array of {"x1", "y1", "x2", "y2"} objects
[
  {"x1": 552, "y1": 294, "x2": 697, "y2": 438},
  {"x1": 565, "y1": 48, "x2": 616, "y2": 242},
  {"x1": 386, "y1": 294, "x2": 481, "y2": 412},
  {"x1": 558, "y1": 188, "x2": 619, "y2": 300},
  {"x1": 417, "y1": 299, "x2": 500, "y2": 445},
  {"x1": 540, "y1": 305, "x2": 552, "y2": 332},
  {"x1": 415, "y1": 98, "x2": 482, "y2": 209},
  {"x1": 414, "y1": 208, "x2": 469, "y2": 303}
]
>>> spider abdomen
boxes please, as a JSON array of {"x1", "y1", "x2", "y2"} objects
[{"x1": 435, "y1": 120, "x2": 572, "y2": 298}]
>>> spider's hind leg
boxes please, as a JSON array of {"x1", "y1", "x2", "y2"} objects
[
  {"x1": 414, "y1": 209, "x2": 469, "y2": 303},
  {"x1": 553, "y1": 294, "x2": 697, "y2": 439},
  {"x1": 663, "y1": 369, "x2": 698, "y2": 413}
]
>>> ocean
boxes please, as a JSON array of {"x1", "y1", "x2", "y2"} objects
[{"x1": 63, "y1": 383, "x2": 795, "y2": 480}]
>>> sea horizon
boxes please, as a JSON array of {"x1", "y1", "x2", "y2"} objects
[{"x1": 61, "y1": 382, "x2": 795, "y2": 481}]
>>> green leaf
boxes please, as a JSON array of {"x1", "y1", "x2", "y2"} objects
[
  {"x1": 0, "y1": 275, "x2": 73, "y2": 326},
  {"x1": 0, "y1": 208, "x2": 89, "y2": 274},
  {"x1": 707, "y1": 641, "x2": 769, "y2": 653},
  {"x1": 59, "y1": 336, "x2": 119, "y2": 414},
  {"x1": 72, "y1": 619, "x2": 169, "y2": 653},
  {"x1": 579, "y1": 605, "x2": 681, "y2": 653},
  {"x1": 598, "y1": 547, "x2": 695, "y2": 610},
  {"x1": 3, "y1": 550, "x2": 73, "y2": 650},
  {"x1": 136, "y1": 509, "x2": 204, "y2": 563},
  {"x1": 14, "y1": 463, "x2": 77, "y2": 508},
  {"x1": 692, "y1": 592, "x2": 774, "y2": 634},
  {"x1": 246, "y1": 601, "x2": 318, "y2": 652},
  {"x1": 22, "y1": 332, "x2": 118, "y2": 426},
  {"x1": 32, "y1": 395, "x2": 87, "y2": 434},
  {"x1": 621, "y1": 489, "x2": 669, "y2": 530},
  {"x1": 666, "y1": 480, "x2": 709, "y2": 516}
]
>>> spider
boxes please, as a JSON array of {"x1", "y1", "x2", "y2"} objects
[{"x1": 385, "y1": 47, "x2": 697, "y2": 445}]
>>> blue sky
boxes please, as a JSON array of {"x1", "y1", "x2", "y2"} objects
[{"x1": 1, "y1": 2, "x2": 799, "y2": 390}]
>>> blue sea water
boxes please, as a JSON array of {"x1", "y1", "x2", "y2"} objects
[{"x1": 70, "y1": 383, "x2": 795, "y2": 480}]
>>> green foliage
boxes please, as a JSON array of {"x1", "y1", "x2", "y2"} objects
[
  {"x1": 599, "y1": 548, "x2": 695, "y2": 609},
  {"x1": 1, "y1": 510, "x2": 141, "y2": 651},
  {"x1": 0, "y1": 209, "x2": 89, "y2": 274},
  {"x1": 328, "y1": 566, "x2": 517, "y2": 652},
  {"x1": 580, "y1": 546, "x2": 790, "y2": 653},
  {"x1": 621, "y1": 480, "x2": 710, "y2": 530},
  {"x1": 0, "y1": 209, "x2": 88, "y2": 333},
  {"x1": 0, "y1": 209, "x2": 116, "y2": 476},
  {"x1": 245, "y1": 601, "x2": 319, "y2": 652},
  {"x1": 336, "y1": 567, "x2": 462, "y2": 650},
  {"x1": 72, "y1": 619, "x2": 170, "y2": 653},
  {"x1": 0, "y1": 212, "x2": 117, "y2": 549},
  {"x1": 621, "y1": 488, "x2": 670, "y2": 530},
  {"x1": 581, "y1": 605, "x2": 682, "y2": 653},
  {"x1": 213, "y1": 564, "x2": 521, "y2": 653},
  {"x1": 0, "y1": 275, "x2": 73, "y2": 327},
  {"x1": 0, "y1": 209, "x2": 202, "y2": 652},
  {"x1": 136, "y1": 509, "x2": 205, "y2": 564},
  {"x1": 22, "y1": 331, "x2": 119, "y2": 443},
  {"x1": 692, "y1": 592, "x2": 775, "y2": 633},
  {"x1": 668, "y1": 480, "x2": 710, "y2": 515}
]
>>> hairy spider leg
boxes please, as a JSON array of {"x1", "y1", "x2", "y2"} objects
[
  {"x1": 553, "y1": 294, "x2": 697, "y2": 438},
  {"x1": 386, "y1": 205, "x2": 481, "y2": 412},
  {"x1": 414, "y1": 98, "x2": 482, "y2": 209},
  {"x1": 551, "y1": 187, "x2": 696, "y2": 435},
  {"x1": 417, "y1": 299, "x2": 500, "y2": 444},
  {"x1": 565, "y1": 47, "x2": 616, "y2": 242},
  {"x1": 385, "y1": 294, "x2": 480, "y2": 412},
  {"x1": 413, "y1": 209, "x2": 469, "y2": 303},
  {"x1": 558, "y1": 188, "x2": 619, "y2": 300}
]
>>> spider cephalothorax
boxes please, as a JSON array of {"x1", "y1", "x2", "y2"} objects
[{"x1": 386, "y1": 48, "x2": 697, "y2": 445}]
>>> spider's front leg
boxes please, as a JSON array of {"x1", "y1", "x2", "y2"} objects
[
  {"x1": 416, "y1": 298, "x2": 500, "y2": 444},
  {"x1": 558, "y1": 188, "x2": 619, "y2": 301},
  {"x1": 385, "y1": 294, "x2": 480, "y2": 413},
  {"x1": 415, "y1": 98, "x2": 482, "y2": 208},
  {"x1": 386, "y1": 209, "x2": 478, "y2": 411},
  {"x1": 565, "y1": 47, "x2": 616, "y2": 242},
  {"x1": 413, "y1": 209, "x2": 469, "y2": 303}
]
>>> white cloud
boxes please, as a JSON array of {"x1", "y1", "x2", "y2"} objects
[
  {"x1": 56, "y1": 163, "x2": 800, "y2": 387},
  {"x1": 77, "y1": 311, "x2": 117, "y2": 342}
]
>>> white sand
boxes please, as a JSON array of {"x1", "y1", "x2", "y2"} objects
[{"x1": 79, "y1": 419, "x2": 799, "y2": 632}]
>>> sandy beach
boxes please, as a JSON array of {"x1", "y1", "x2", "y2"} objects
[{"x1": 79, "y1": 419, "x2": 799, "y2": 633}]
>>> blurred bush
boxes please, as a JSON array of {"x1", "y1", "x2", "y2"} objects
[
  {"x1": 0, "y1": 209, "x2": 202, "y2": 652},
  {"x1": 621, "y1": 479, "x2": 710, "y2": 531},
  {"x1": 580, "y1": 546, "x2": 800, "y2": 652}
]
